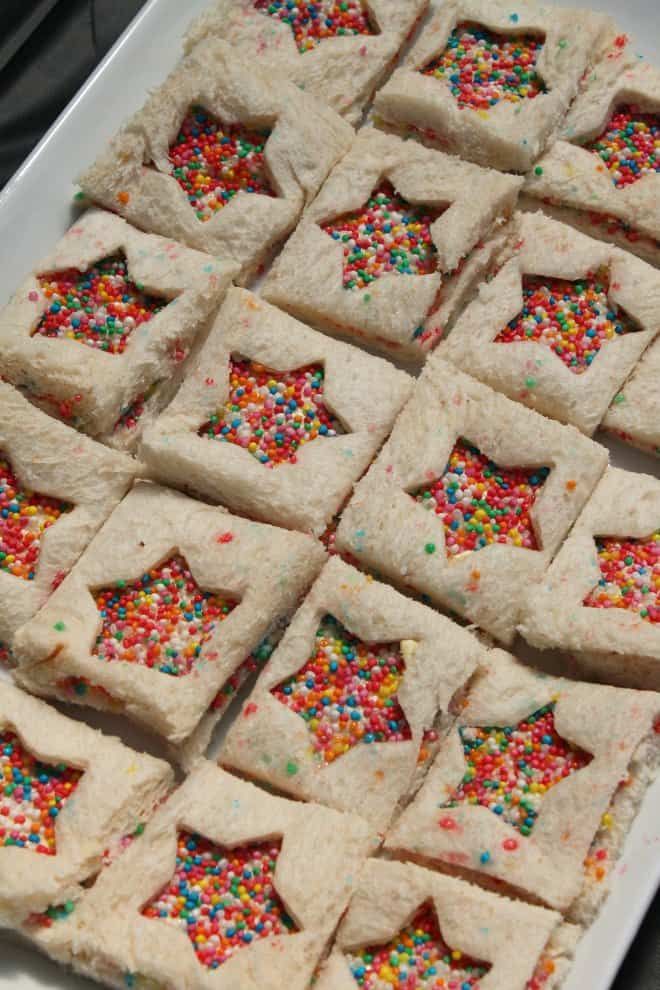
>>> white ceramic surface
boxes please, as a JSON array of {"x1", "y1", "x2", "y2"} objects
[{"x1": 0, "y1": 0, "x2": 658, "y2": 987}]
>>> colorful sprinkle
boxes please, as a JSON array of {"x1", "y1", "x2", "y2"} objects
[
  {"x1": 254, "y1": 0, "x2": 373, "y2": 53},
  {"x1": 92, "y1": 555, "x2": 238, "y2": 676},
  {"x1": 0, "y1": 455, "x2": 71, "y2": 581},
  {"x1": 198, "y1": 359, "x2": 342, "y2": 467},
  {"x1": 587, "y1": 105, "x2": 659, "y2": 189},
  {"x1": 211, "y1": 638, "x2": 275, "y2": 713},
  {"x1": 271, "y1": 615, "x2": 411, "y2": 764},
  {"x1": 412, "y1": 438, "x2": 549, "y2": 556},
  {"x1": 347, "y1": 903, "x2": 490, "y2": 988},
  {"x1": 322, "y1": 182, "x2": 440, "y2": 290},
  {"x1": 114, "y1": 381, "x2": 162, "y2": 434},
  {"x1": 527, "y1": 955, "x2": 557, "y2": 990},
  {"x1": 0, "y1": 732, "x2": 82, "y2": 855},
  {"x1": 584, "y1": 532, "x2": 659, "y2": 622},
  {"x1": 35, "y1": 256, "x2": 164, "y2": 354},
  {"x1": 142, "y1": 833, "x2": 296, "y2": 969},
  {"x1": 24, "y1": 901, "x2": 76, "y2": 930},
  {"x1": 168, "y1": 107, "x2": 274, "y2": 223},
  {"x1": 442, "y1": 704, "x2": 592, "y2": 835},
  {"x1": 495, "y1": 273, "x2": 634, "y2": 373},
  {"x1": 422, "y1": 23, "x2": 546, "y2": 110}
]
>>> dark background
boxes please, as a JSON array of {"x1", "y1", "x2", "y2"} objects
[{"x1": 0, "y1": 2, "x2": 658, "y2": 987}]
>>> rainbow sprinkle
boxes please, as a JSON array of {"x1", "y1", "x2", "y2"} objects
[
  {"x1": 422, "y1": 23, "x2": 546, "y2": 110},
  {"x1": 211, "y1": 639, "x2": 275, "y2": 713},
  {"x1": 272, "y1": 615, "x2": 411, "y2": 765},
  {"x1": 1, "y1": 731, "x2": 82, "y2": 855},
  {"x1": 495, "y1": 274, "x2": 633, "y2": 373},
  {"x1": 254, "y1": 0, "x2": 373, "y2": 53},
  {"x1": 168, "y1": 107, "x2": 274, "y2": 222},
  {"x1": 587, "y1": 105, "x2": 659, "y2": 189},
  {"x1": 347, "y1": 904, "x2": 490, "y2": 989},
  {"x1": 142, "y1": 834, "x2": 296, "y2": 969},
  {"x1": 92, "y1": 555, "x2": 238, "y2": 676},
  {"x1": 584, "y1": 532, "x2": 659, "y2": 622},
  {"x1": 443, "y1": 704, "x2": 592, "y2": 835},
  {"x1": 35, "y1": 256, "x2": 164, "y2": 354},
  {"x1": 322, "y1": 182, "x2": 440, "y2": 290},
  {"x1": 0, "y1": 455, "x2": 71, "y2": 581},
  {"x1": 412, "y1": 438, "x2": 549, "y2": 556},
  {"x1": 198, "y1": 359, "x2": 342, "y2": 467}
]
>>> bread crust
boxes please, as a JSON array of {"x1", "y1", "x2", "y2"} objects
[
  {"x1": 385, "y1": 648, "x2": 660, "y2": 918},
  {"x1": 335, "y1": 367, "x2": 608, "y2": 643},
  {"x1": 13, "y1": 482, "x2": 326, "y2": 744},
  {"x1": 0, "y1": 209, "x2": 236, "y2": 438},
  {"x1": 436, "y1": 211, "x2": 660, "y2": 435},
  {"x1": 602, "y1": 336, "x2": 660, "y2": 456},
  {"x1": 78, "y1": 40, "x2": 354, "y2": 281},
  {"x1": 183, "y1": 0, "x2": 429, "y2": 126},
  {"x1": 373, "y1": 0, "x2": 615, "y2": 172},
  {"x1": 519, "y1": 465, "x2": 660, "y2": 689},
  {"x1": 70, "y1": 762, "x2": 375, "y2": 990},
  {"x1": 261, "y1": 128, "x2": 522, "y2": 362},
  {"x1": 140, "y1": 287, "x2": 413, "y2": 536}
]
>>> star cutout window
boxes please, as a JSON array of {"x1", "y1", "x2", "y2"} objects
[
  {"x1": 586, "y1": 105, "x2": 659, "y2": 189},
  {"x1": 167, "y1": 106, "x2": 275, "y2": 223},
  {"x1": 34, "y1": 255, "x2": 165, "y2": 355},
  {"x1": 421, "y1": 22, "x2": 546, "y2": 111},
  {"x1": 271, "y1": 614, "x2": 411, "y2": 764},
  {"x1": 0, "y1": 454, "x2": 72, "y2": 581},
  {"x1": 346, "y1": 902, "x2": 491, "y2": 989},
  {"x1": 0, "y1": 731, "x2": 82, "y2": 856},
  {"x1": 410, "y1": 438, "x2": 550, "y2": 557},
  {"x1": 583, "y1": 532, "x2": 659, "y2": 623},
  {"x1": 494, "y1": 272, "x2": 636, "y2": 374},
  {"x1": 198, "y1": 358, "x2": 344, "y2": 467},
  {"x1": 142, "y1": 833, "x2": 297, "y2": 969},
  {"x1": 92, "y1": 554, "x2": 239, "y2": 676},
  {"x1": 442, "y1": 703, "x2": 592, "y2": 835},
  {"x1": 253, "y1": 0, "x2": 375, "y2": 54},
  {"x1": 321, "y1": 182, "x2": 442, "y2": 290}
]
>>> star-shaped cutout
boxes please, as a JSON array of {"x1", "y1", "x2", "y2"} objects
[
  {"x1": 322, "y1": 181, "x2": 441, "y2": 291},
  {"x1": 0, "y1": 454, "x2": 72, "y2": 581},
  {"x1": 421, "y1": 22, "x2": 546, "y2": 111},
  {"x1": 346, "y1": 901, "x2": 491, "y2": 988},
  {"x1": 0, "y1": 731, "x2": 82, "y2": 856},
  {"x1": 442, "y1": 703, "x2": 592, "y2": 835},
  {"x1": 584, "y1": 532, "x2": 659, "y2": 623},
  {"x1": 167, "y1": 106, "x2": 275, "y2": 222},
  {"x1": 586, "y1": 105, "x2": 659, "y2": 189},
  {"x1": 271, "y1": 614, "x2": 411, "y2": 764},
  {"x1": 92, "y1": 554, "x2": 239, "y2": 676},
  {"x1": 35, "y1": 254, "x2": 164, "y2": 355},
  {"x1": 253, "y1": 0, "x2": 375, "y2": 53},
  {"x1": 142, "y1": 833, "x2": 297, "y2": 969},
  {"x1": 495, "y1": 273, "x2": 635, "y2": 374},
  {"x1": 198, "y1": 358, "x2": 344, "y2": 467},
  {"x1": 410, "y1": 438, "x2": 550, "y2": 557}
]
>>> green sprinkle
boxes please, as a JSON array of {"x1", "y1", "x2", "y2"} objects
[
  {"x1": 285, "y1": 761, "x2": 298, "y2": 776},
  {"x1": 424, "y1": 543, "x2": 436, "y2": 554},
  {"x1": 613, "y1": 392, "x2": 626, "y2": 404},
  {"x1": 534, "y1": 165, "x2": 543, "y2": 176},
  {"x1": 53, "y1": 621, "x2": 66, "y2": 632},
  {"x1": 525, "y1": 377, "x2": 537, "y2": 388}
]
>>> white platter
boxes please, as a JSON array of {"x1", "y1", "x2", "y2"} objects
[{"x1": 0, "y1": 0, "x2": 658, "y2": 987}]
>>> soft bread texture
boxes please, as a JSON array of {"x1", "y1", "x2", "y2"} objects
[
  {"x1": 373, "y1": 0, "x2": 615, "y2": 172},
  {"x1": 335, "y1": 366, "x2": 608, "y2": 643},
  {"x1": 525, "y1": 54, "x2": 660, "y2": 249},
  {"x1": 385, "y1": 648, "x2": 660, "y2": 921},
  {"x1": 602, "y1": 336, "x2": 660, "y2": 456},
  {"x1": 314, "y1": 858, "x2": 574, "y2": 990},
  {"x1": 219, "y1": 556, "x2": 485, "y2": 831},
  {"x1": 0, "y1": 382, "x2": 136, "y2": 644},
  {"x1": 140, "y1": 287, "x2": 413, "y2": 536},
  {"x1": 261, "y1": 128, "x2": 522, "y2": 362},
  {"x1": 519, "y1": 465, "x2": 660, "y2": 689},
  {"x1": 0, "y1": 209, "x2": 236, "y2": 437},
  {"x1": 78, "y1": 40, "x2": 354, "y2": 281},
  {"x1": 13, "y1": 482, "x2": 326, "y2": 744},
  {"x1": 183, "y1": 0, "x2": 429, "y2": 126},
  {"x1": 436, "y1": 211, "x2": 660, "y2": 435},
  {"x1": 70, "y1": 762, "x2": 376, "y2": 990},
  {"x1": 0, "y1": 682, "x2": 173, "y2": 929}
]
